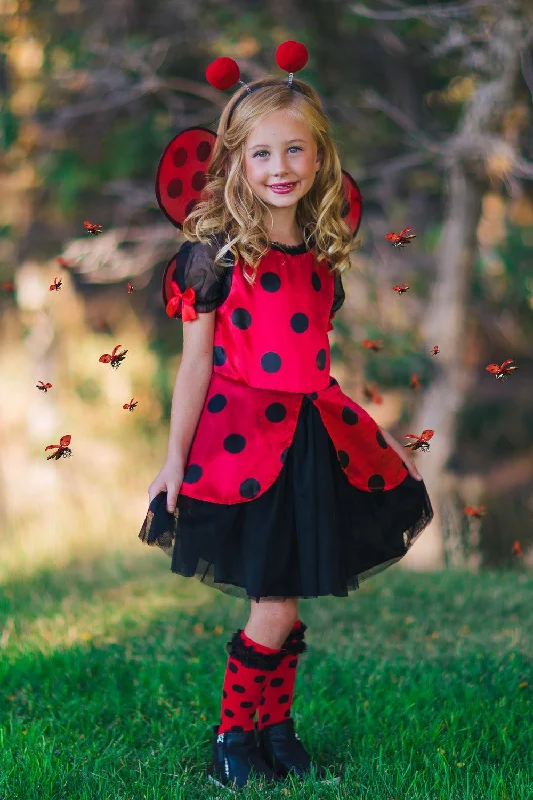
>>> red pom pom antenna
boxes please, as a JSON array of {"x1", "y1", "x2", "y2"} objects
[
  {"x1": 275, "y1": 40, "x2": 308, "y2": 74},
  {"x1": 205, "y1": 57, "x2": 241, "y2": 90}
]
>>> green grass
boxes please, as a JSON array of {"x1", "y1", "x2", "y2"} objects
[{"x1": 1, "y1": 554, "x2": 532, "y2": 799}]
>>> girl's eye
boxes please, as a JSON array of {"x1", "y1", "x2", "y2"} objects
[{"x1": 253, "y1": 146, "x2": 302, "y2": 158}]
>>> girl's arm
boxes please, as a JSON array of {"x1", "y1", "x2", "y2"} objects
[{"x1": 166, "y1": 360, "x2": 213, "y2": 465}]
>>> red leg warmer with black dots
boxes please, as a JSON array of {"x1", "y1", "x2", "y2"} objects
[
  {"x1": 218, "y1": 629, "x2": 286, "y2": 734},
  {"x1": 257, "y1": 619, "x2": 307, "y2": 730}
]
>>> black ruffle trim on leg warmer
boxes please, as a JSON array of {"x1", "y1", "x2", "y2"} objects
[
  {"x1": 226, "y1": 629, "x2": 286, "y2": 671},
  {"x1": 281, "y1": 621, "x2": 308, "y2": 657}
]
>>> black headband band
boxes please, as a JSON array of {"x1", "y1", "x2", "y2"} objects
[{"x1": 227, "y1": 81, "x2": 307, "y2": 126}]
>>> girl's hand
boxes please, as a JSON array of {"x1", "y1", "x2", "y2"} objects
[
  {"x1": 379, "y1": 427, "x2": 424, "y2": 481},
  {"x1": 148, "y1": 457, "x2": 185, "y2": 512}
]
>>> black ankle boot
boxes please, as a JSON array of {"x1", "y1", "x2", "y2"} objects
[
  {"x1": 256, "y1": 717, "x2": 340, "y2": 784},
  {"x1": 208, "y1": 723, "x2": 284, "y2": 790}
]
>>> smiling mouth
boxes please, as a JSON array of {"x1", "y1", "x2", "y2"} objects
[{"x1": 268, "y1": 182, "x2": 297, "y2": 188}]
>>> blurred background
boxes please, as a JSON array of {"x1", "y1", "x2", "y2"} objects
[{"x1": 1, "y1": 0, "x2": 533, "y2": 588}]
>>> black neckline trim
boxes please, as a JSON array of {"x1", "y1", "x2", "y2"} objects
[{"x1": 268, "y1": 240, "x2": 310, "y2": 255}]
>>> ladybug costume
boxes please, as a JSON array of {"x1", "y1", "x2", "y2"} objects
[{"x1": 139, "y1": 41, "x2": 434, "y2": 603}]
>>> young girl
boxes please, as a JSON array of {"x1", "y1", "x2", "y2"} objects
[{"x1": 139, "y1": 40, "x2": 434, "y2": 791}]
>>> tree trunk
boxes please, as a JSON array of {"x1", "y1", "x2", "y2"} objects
[{"x1": 402, "y1": 11, "x2": 526, "y2": 570}]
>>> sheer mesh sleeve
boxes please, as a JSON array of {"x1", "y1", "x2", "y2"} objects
[
  {"x1": 170, "y1": 239, "x2": 230, "y2": 319},
  {"x1": 330, "y1": 272, "x2": 345, "y2": 316}
]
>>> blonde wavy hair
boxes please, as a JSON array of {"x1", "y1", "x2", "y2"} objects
[{"x1": 182, "y1": 75, "x2": 355, "y2": 285}]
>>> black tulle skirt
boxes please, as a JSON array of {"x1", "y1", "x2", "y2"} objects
[{"x1": 139, "y1": 394, "x2": 434, "y2": 602}]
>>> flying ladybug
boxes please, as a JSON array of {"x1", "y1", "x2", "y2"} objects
[
  {"x1": 486, "y1": 359, "x2": 518, "y2": 381},
  {"x1": 393, "y1": 283, "x2": 409, "y2": 295},
  {"x1": 513, "y1": 540, "x2": 523, "y2": 558},
  {"x1": 362, "y1": 338, "x2": 384, "y2": 352},
  {"x1": 385, "y1": 228, "x2": 417, "y2": 248},
  {"x1": 123, "y1": 398, "x2": 138, "y2": 411},
  {"x1": 363, "y1": 382, "x2": 383, "y2": 404},
  {"x1": 127, "y1": 282, "x2": 134, "y2": 294},
  {"x1": 36, "y1": 381, "x2": 53, "y2": 393},
  {"x1": 403, "y1": 429, "x2": 434, "y2": 452},
  {"x1": 464, "y1": 505, "x2": 486, "y2": 519},
  {"x1": 99, "y1": 343, "x2": 128, "y2": 369},
  {"x1": 431, "y1": 345, "x2": 440, "y2": 356},
  {"x1": 49, "y1": 277, "x2": 62, "y2": 292},
  {"x1": 45, "y1": 434, "x2": 72, "y2": 460},
  {"x1": 84, "y1": 220, "x2": 103, "y2": 236}
]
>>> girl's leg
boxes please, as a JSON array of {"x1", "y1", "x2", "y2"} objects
[
  {"x1": 248, "y1": 599, "x2": 306, "y2": 730},
  {"x1": 245, "y1": 597, "x2": 299, "y2": 649}
]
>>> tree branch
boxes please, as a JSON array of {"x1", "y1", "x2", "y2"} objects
[
  {"x1": 351, "y1": 0, "x2": 495, "y2": 22},
  {"x1": 360, "y1": 89, "x2": 445, "y2": 153}
]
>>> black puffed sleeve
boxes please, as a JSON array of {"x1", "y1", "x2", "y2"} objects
[
  {"x1": 164, "y1": 238, "x2": 232, "y2": 320},
  {"x1": 330, "y1": 272, "x2": 345, "y2": 316}
]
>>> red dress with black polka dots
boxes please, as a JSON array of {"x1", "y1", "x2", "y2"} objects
[
  {"x1": 168, "y1": 237, "x2": 408, "y2": 502},
  {"x1": 150, "y1": 234, "x2": 434, "y2": 600}
]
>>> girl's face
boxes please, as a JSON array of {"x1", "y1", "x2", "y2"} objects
[{"x1": 243, "y1": 109, "x2": 322, "y2": 215}]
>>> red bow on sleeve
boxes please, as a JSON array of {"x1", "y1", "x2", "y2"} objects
[{"x1": 166, "y1": 280, "x2": 197, "y2": 321}]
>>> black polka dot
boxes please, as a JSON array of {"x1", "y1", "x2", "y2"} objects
[
  {"x1": 224, "y1": 709, "x2": 235, "y2": 717},
  {"x1": 261, "y1": 714, "x2": 271, "y2": 723},
  {"x1": 280, "y1": 447, "x2": 289, "y2": 464},
  {"x1": 183, "y1": 464, "x2": 202, "y2": 483},
  {"x1": 191, "y1": 170, "x2": 207, "y2": 191},
  {"x1": 265, "y1": 403, "x2": 287, "y2": 423},
  {"x1": 341, "y1": 406, "x2": 359, "y2": 425},
  {"x1": 329, "y1": 377, "x2": 338, "y2": 388},
  {"x1": 290, "y1": 312, "x2": 309, "y2": 333},
  {"x1": 185, "y1": 199, "x2": 198, "y2": 217},
  {"x1": 232, "y1": 683, "x2": 246, "y2": 693},
  {"x1": 288, "y1": 659, "x2": 298, "y2": 668},
  {"x1": 284, "y1": 709, "x2": 291, "y2": 718},
  {"x1": 229, "y1": 724, "x2": 243, "y2": 731},
  {"x1": 278, "y1": 694, "x2": 290, "y2": 704},
  {"x1": 213, "y1": 345, "x2": 227, "y2": 366},
  {"x1": 167, "y1": 178, "x2": 183, "y2": 199},
  {"x1": 260, "y1": 272, "x2": 281, "y2": 292},
  {"x1": 311, "y1": 272, "x2": 321, "y2": 291},
  {"x1": 376, "y1": 430, "x2": 388, "y2": 449},
  {"x1": 196, "y1": 140, "x2": 212, "y2": 162},
  {"x1": 254, "y1": 675, "x2": 266, "y2": 683},
  {"x1": 368, "y1": 474, "x2": 386, "y2": 491},
  {"x1": 207, "y1": 394, "x2": 227, "y2": 412},
  {"x1": 224, "y1": 433, "x2": 246, "y2": 454},
  {"x1": 240, "y1": 478, "x2": 261, "y2": 499},
  {"x1": 229, "y1": 662, "x2": 239, "y2": 673},
  {"x1": 172, "y1": 147, "x2": 187, "y2": 168},
  {"x1": 231, "y1": 308, "x2": 252, "y2": 329},
  {"x1": 338, "y1": 450, "x2": 349, "y2": 468},
  {"x1": 240, "y1": 701, "x2": 254, "y2": 708},
  {"x1": 270, "y1": 677, "x2": 284, "y2": 687},
  {"x1": 259, "y1": 697, "x2": 266, "y2": 705},
  {"x1": 261, "y1": 352, "x2": 281, "y2": 373},
  {"x1": 316, "y1": 349, "x2": 326, "y2": 370},
  {"x1": 223, "y1": 690, "x2": 228, "y2": 698}
]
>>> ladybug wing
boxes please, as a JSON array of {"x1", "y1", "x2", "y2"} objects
[
  {"x1": 155, "y1": 127, "x2": 216, "y2": 229},
  {"x1": 340, "y1": 169, "x2": 363, "y2": 238},
  {"x1": 59, "y1": 434, "x2": 71, "y2": 446},
  {"x1": 420, "y1": 429, "x2": 435, "y2": 441},
  {"x1": 499, "y1": 359, "x2": 515, "y2": 369},
  {"x1": 45, "y1": 443, "x2": 59, "y2": 451},
  {"x1": 385, "y1": 232, "x2": 400, "y2": 243},
  {"x1": 99, "y1": 354, "x2": 112, "y2": 363},
  {"x1": 111, "y1": 344, "x2": 122, "y2": 357},
  {"x1": 486, "y1": 364, "x2": 500, "y2": 374}
]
